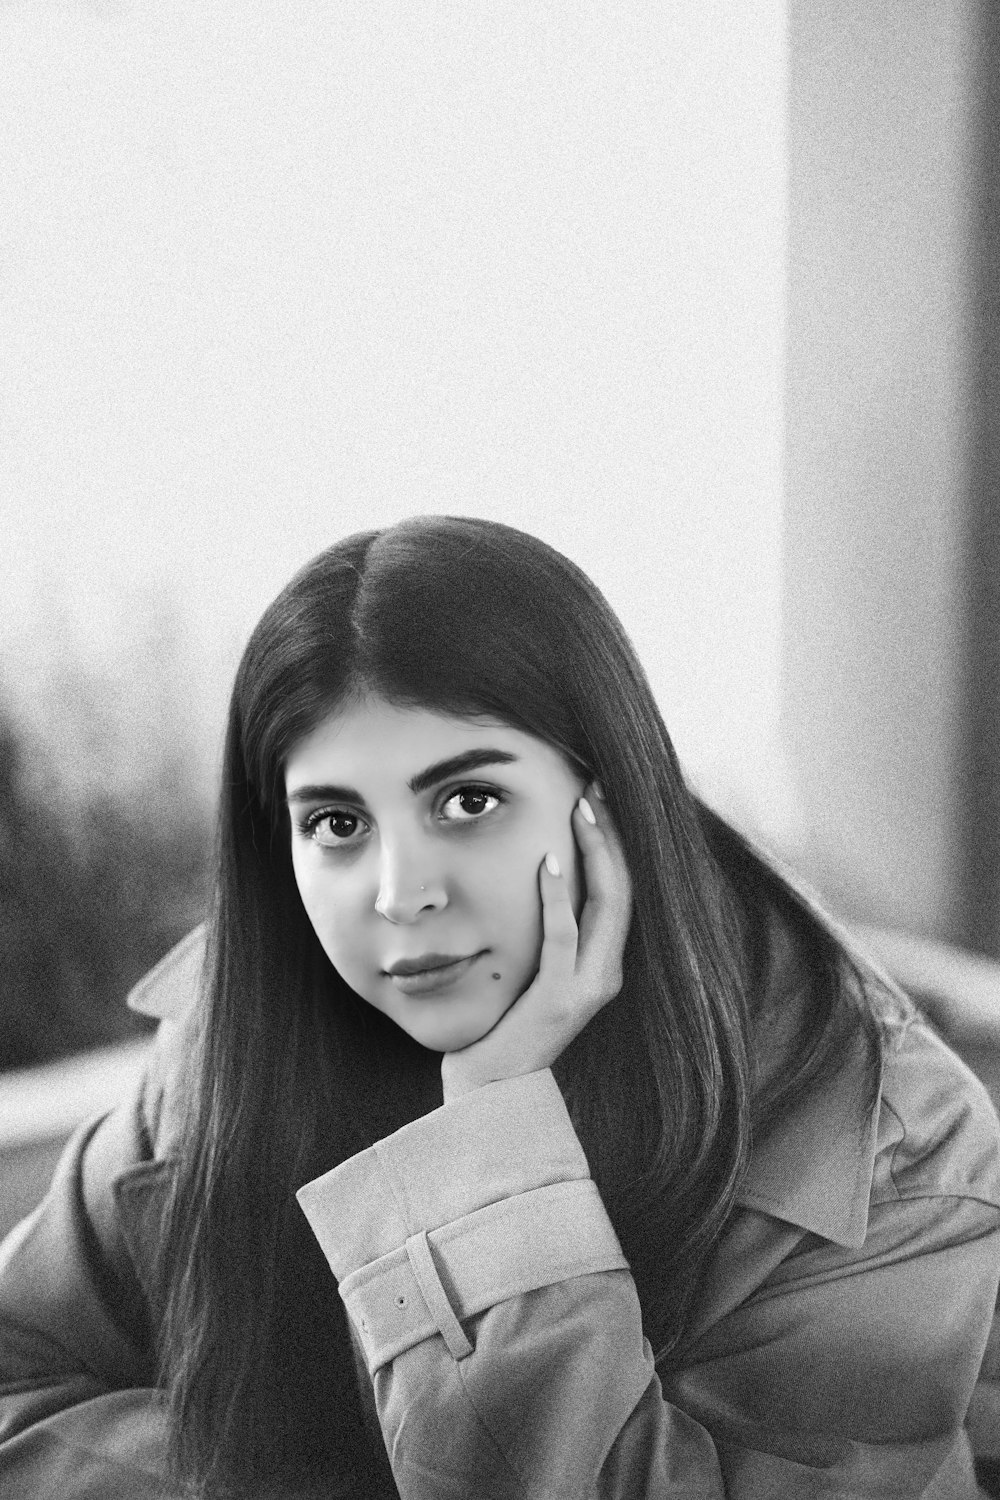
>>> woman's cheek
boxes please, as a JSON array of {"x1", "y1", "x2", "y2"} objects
[
  {"x1": 315, "y1": 892, "x2": 354, "y2": 959},
  {"x1": 295, "y1": 866, "x2": 343, "y2": 953}
]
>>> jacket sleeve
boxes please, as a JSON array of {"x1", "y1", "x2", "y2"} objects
[
  {"x1": 296, "y1": 1068, "x2": 1000, "y2": 1500},
  {"x1": 0, "y1": 1084, "x2": 176, "y2": 1498}
]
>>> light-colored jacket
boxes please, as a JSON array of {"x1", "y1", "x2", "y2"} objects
[{"x1": 1, "y1": 930, "x2": 1000, "y2": 1497}]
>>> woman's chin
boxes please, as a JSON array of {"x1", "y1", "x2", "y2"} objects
[
  {"x1": 391, "y1": 996, "x2": 513, "y2": 1055},
  {"x1": 407, "y1": 1017, "x2": 497, "y2": 1054},
  {"x1": 356, "y1": 977, "x2": 525, "y2": 1054}
]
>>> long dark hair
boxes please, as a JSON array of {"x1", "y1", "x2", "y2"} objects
[{"x1": 157, "y1": 515, "x2": 885, "y2": 1497}]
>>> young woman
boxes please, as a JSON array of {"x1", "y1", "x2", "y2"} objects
[{"x1": 1, "y1": 514, "x2": 999, "y2": 1499}]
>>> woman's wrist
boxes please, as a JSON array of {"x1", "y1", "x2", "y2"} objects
[{"x1": 440, "y1": 1052, "x2": 497, "y2": 1102}]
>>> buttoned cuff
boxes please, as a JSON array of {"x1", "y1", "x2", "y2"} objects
[{"x1": 296, "y1": 1069, "x2": 629, "y2": 1374}]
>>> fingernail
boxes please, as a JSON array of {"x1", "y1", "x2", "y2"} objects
[
  {"x1": 578, "y1": 796, "x2": 597, "y2": 825},
  {"x1": 592, "y1": 780, "x2": 606, "y2": 801},
  {"x1": 545, "y1": 851, "x2": 561, "y2": 876}
]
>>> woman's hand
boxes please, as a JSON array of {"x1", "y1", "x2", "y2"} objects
[{"x1": 440, "y1": 785, "x2": 633, "y2": 1101}]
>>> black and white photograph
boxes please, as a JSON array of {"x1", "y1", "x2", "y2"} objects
[{"x1": 2, "y1": 3, "x2": 999, "y2": 1495}]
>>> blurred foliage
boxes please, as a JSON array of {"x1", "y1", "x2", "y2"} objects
[{"x1": 0, "y1": 689, "x2": 212, "y2": 1071}]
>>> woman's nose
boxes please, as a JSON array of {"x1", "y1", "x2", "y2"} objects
[{"x1": 374, "y1": 846, "x2": 447, "y2": 924}]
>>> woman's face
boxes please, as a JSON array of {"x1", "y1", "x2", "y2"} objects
[{"x1": 285, "y1": 694, "x2": 587, "y2": 1053}]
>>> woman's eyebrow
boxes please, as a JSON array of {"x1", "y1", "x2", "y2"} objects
[{"x1": 285, "y1": 749, "x2": 519, "y2": 806}]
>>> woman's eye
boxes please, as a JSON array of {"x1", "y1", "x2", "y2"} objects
[
  {"x1": 304, "y1": 810, "x2": 369, "y2": 847},
  {"x1": 440, "y1": 786, "x2": 503, "y2": 822}
]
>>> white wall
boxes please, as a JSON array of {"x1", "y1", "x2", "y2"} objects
[
  {"x1": 1, "y1": 2, "x2": 789, "y2": 834},
  {"x1": 784, "y1": 0, "x2": 976, "y2": 938}
]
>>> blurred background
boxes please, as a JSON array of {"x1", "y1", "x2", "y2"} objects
[{"x1": 2, "y1": 1, "x2": 998, "y2": 1221}]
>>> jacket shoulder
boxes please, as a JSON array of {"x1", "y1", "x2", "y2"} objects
[{"x1": 875, "y1": 1014, "x2": 1000, "y2": 1209}]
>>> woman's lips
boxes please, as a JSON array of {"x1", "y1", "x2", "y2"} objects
[{"x1": 386, "y1": 952, "x2": 484, "y2": 996}]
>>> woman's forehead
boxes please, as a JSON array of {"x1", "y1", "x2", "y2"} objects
[
  {"x1": 296, "y1": 695, "x2": 510, "y2": 749},
  {"x1": 283, "y1": 695, "x2": 574, "y2": 793}
]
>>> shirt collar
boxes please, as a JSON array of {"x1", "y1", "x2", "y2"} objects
[
  {"x1": 127, "y1": 923, "x2": 206, "y2": 1019},
  {"x1": 734, "y1": 889, "x2": 913, "y2": 1250},
  {"x1": 736, "y1": 1021, "x2": 884, "y2": 1249}
]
